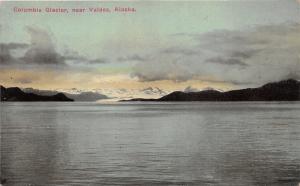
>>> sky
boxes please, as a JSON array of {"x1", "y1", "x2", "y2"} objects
[{"x1": 1, "y1": 0, "x2": 300, "y2": 99}]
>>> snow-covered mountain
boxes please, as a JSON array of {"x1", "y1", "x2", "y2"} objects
[
  {"x1": 22, "y1": 88, "x2": 109, "y2": 101},
  {"x1": 183, "y1": 86, "x2": 224, "y2": 93}
]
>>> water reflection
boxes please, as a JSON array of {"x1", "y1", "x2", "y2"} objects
[
  {"x1": 1, "y1": 103, "x2": 69, "y2": 185},
  {"x1": 1, "y1": 102, "x2": 300, "y2": 185}
]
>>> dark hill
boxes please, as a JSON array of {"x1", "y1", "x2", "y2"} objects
[{"x1": 0, "y1": 86, "x2": 73, "y2": 102}]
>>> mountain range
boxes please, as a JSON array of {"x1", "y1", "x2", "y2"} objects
[
  {"x1": 0, "y1": 86, "x2": 73, "y2": 102},
  {"x1": 2, "y1": 79, "x2": 300, "y2": 102},
  {"x1": 22, "y1": 88, "x2": 109, "y2": 101},
  {"x1": 124, "y1": 79, "x2": 300, "y2": 102}
]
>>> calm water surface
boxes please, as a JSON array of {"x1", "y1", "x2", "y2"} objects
[{"x1": 1, "y1": 102, "x2": 300, "y2": 186}]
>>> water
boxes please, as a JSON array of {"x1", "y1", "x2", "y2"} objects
[{"x1": 1, "y1": 102, "x2": 300, "y2": 186}]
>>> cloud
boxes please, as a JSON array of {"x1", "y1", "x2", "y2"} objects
[
  {"x1": 161, "y1": 47, "x2": 198, "y2": 56},
  {"x1": 0, "y1": 44, "x2": 14, "y2": 64},
  {"x1": 117, "y1": 54, "x2": 146, "y2": 62},
  {"x1": 87, "y1": 58, "x2": 108, "y2": 64},
  {"x1": 1, "y1": 26, "x2": 66, "y2": 67},
  {"x1": 0, "y1": 42, "x2": 29, "y2": 64},
  {"x1": 132, "y1": 23, "x2": 300, "y2": 86},
  {"x1": 141, "y1": 87, "x2": 167, "y2": 95},
  {"x1": 64, "y1": 51, "x2": 108, "y2": 65},
  {"x1": 1, "y1": 43, "x2": 29, "y2": 50},
  {"x1": 1, "y1": 26, "x2": 107, "y2": 68},
  {"x1": 64, "y1": 54, "x2": 86, "y2": 62},
  {"x1": 231, "y1": 50, "x2": 259, "y2": 59},
  {"x1": 205, "y1": 57, "x2": 248, "y2": 67},
  {"x1": 21, "y1": 26, "x2": 65, "y2": 65}
]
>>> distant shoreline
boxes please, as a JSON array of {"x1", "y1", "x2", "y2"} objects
[
  {"x1": 122, "y1": 79, "x2": 300, "y2": 102},
  {"x1": 1, "y1": 79, "x2": 300, "y2": 102}
]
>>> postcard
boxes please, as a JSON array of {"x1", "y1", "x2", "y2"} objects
[{"x1": 0, "y1": 1, "x2": 300, "y2": 185}]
